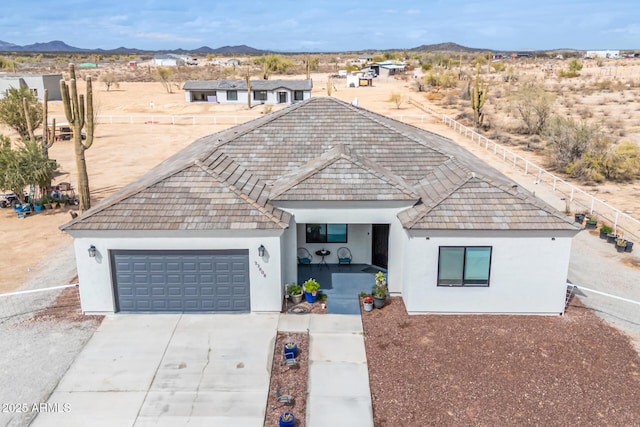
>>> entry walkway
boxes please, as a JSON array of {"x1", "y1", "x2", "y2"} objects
[{"x1": 278, "y1": 314, "x2": 374, "y2": 427}]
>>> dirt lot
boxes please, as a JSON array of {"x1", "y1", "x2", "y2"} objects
[
  {"x1": 362, "y1": 297, "x2": 640, "y2": 426},
  {"x1": 1, "y1": 65, "x2": 639, "y2": 292}
]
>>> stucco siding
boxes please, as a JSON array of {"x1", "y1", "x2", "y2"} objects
[
  {"x1": 73, "y1": 236, "x2": 283, "y2": 313},
  {"x1": 403, "y1": 235, "x2": 572, "y2": 314}
]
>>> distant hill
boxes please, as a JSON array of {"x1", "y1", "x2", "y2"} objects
[
  {"x1": 0, "y1": 40, "x2": 270, "y2": 54},
  {"x1": 408, "y1": 42, "x2": 490, "y2": 53}
]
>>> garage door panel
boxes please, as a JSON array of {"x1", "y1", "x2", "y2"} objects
[{"x1": 112, "y1": 250, "x2": 249, "y2": 313}]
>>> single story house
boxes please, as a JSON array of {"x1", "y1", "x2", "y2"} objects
[
  {"x1": 0, "y1": 73, "x2": 62, "y2": 101},
  {"x1": 369, "y1": 61, "x2": 406, "y2": 77},
  {"x1": 153, "y1": 54, "x2": 195, "y2": 67},
  {"x1": 183, "y1": 79, "x2": 312, "y2": 104},
  {"x1": 585, "y1": 50, "x2": 620, "y2": 59},
  {"x1": 62, "y1": 97, "x2": 580, "y2": 315}
]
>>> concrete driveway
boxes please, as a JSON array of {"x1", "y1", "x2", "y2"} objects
[{"x1": 32, "y1": 314, "x2": 279, "y2": 427}]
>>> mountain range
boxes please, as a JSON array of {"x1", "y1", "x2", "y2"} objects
[{"x1": 0, "y1": 40, "x2": 501, "y2": 54}]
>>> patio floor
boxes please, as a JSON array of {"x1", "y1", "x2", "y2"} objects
[{"x1": 297, "y1": 264, "x2": 385, "y2": 314}]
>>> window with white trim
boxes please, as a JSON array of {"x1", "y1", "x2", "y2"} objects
[{"x1": 437, "y1": 246, "x2": 492, "y2": 287}]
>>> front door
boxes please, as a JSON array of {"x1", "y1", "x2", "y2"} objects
[
  {"x1": 278, "y1": 92, "x2": 287, "y2": 103},
  {"x1": 371, "y1": 224, "x2": 389, "y2": 269}
]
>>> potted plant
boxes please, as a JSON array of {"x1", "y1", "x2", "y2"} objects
[
  {"x1": 279, "y1": 411, "x2": 295, "y2": 427},
  {"x1": 599, "y1": 224, "x2": 613, "y2": 239},
  {"x1": 372, "y1": 271, "x2": 388, "y2": 309},
  {"x1": 574, "y1": 212, "x2": 586, "y2": 224},
  {"x1": 625, "y1": 240, "x2": 634, "y2": 253},
  {"x1": 607, "y1": 233, "x2": 619, "y2": 244},
  {"x1": 287, "y1": 283, "x2": 303, "y2": 304},
  {"x1": 616, "y1": 238, "x2": 627, "y2": 253},
  {"x1": 303, "y1": 278, "x2": 320, "y2": 303},
  {"x1": 362, "y1": 295, "x2": 374, "y2": 312},
  {"x1": 585, "y1": 217, "x2": 597, "y2": 229},
  {"x1": 284, "y1": 342, "x2": 298, "y2": 359}
]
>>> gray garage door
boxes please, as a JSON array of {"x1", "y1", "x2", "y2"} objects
[{"x1": 111, "y1": 250, "x2": 250, "y2": 313}]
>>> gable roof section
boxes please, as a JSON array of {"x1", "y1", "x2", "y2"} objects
[
  {"x1": 399, "y1": 176, "x2": 577, "y2": 230},
  {"x1": 270, "y1": 145, "x2": 419, "y2": 201},
  {"x1": 183, "y1": 79, "x2": 312, "y2": 92},
  {"x1": 62, "y1": 155, "x2": 290, "y2": 232}
]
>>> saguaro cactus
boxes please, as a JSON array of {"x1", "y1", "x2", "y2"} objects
[
  {"x1": 60, "y1": 64, "x2": 94, "y2": 212},
  {"x1": 468, "y1": 65, "x2": 488, "y2": 129},
  {"x1": 41, "y1": 89, "x2": 56, "y2": 159}
]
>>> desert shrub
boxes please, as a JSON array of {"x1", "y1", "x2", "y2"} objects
[
  {"x1": 509, "y1": 83, "x2": 555, "y2": 135},
  {"x1": 490, "y1": 62, "x2": 506, "y2": 72},
  {"x1": 602, "y1": 141, "x2": 640, "y2": 181},
  {"x1": 388, "y1": 92, "x2": 404, "y2": 109},
  {"x1": 421, "y1": 63, "x2": 432, "y2": 71},
  {"x1": 545, "y1": 116, "x2": 640, "y2": 182}
]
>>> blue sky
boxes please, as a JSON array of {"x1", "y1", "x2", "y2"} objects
[{"x1": 1, "y1": 0, "x2": 638, "y2": 52}]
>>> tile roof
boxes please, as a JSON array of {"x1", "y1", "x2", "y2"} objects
[
  {"x1": 183, "y1": 79, "x2": 313, "y2": 91},
  {"x1": 62, "y1": 97, "x2": 578, "y2": 232}
]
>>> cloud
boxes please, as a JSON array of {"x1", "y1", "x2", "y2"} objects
[
  {"x1": 134, "y1": 32, "x2": 202, "y2": 43},
  {"x1": 406, "y1": 9, "x2": 421, "y2": 14},
  {"x1": 384, "y1": 9, "x2": 398, "y2": 14}
]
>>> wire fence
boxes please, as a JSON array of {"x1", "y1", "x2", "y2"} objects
[
  {"x1": 49, "y1": 113, "x2": 259, "y2": 127},
  {"x1": 569, "y1": 284, "x2": 640, "y2": 337},
  {"x1": 407, "y1": 97, "x2": 640, "y2": 244},
  {"x1": 0, "y1": 284, "x2": 79, "y2": 325}
]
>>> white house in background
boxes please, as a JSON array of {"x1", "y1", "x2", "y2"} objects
[
  {"x1": 369, "y1": 61, "x2": 406, "y2": 77},
  {"x1": 152, "y1": 54, "x2": 195, "y2": 66},
  {"x1": 183, "y1": 79, "x2": 312, "y2": 104},
  {"x1": 61, "y1": 97, "x2": 580, "y2": 315},
  {"x1": 585, "y1": 50, "x2": 620, "y2": 59},
  {"x1": 0, "y1": 74, "x2": 62, "y2": 101}
]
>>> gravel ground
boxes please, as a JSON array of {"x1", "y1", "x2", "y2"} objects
[
  {"x1": 568, "y1": 229, "x2": 640, "y2": 351},
  {"x1": 0, "y1": 240, "x2": 102, "y2": 427},
  {"x1": 264, "y1": 332, "x2": 309, "y2": 427},
  {"x1": 362, "y1": 297, "x2": 640, "y2": 426}
]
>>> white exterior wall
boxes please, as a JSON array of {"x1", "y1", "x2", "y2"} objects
[
  {"x1": 72, "y1": 235, "x2": 283, "y2": 314},
  {"x1": 277, "y1": 205, "x2": 412, "y2": 293},
  {"x1": 402, "y1": 234, "x2": 573, "y2": 314},
  {"x1": 586, "y1": 50, "x2": 620, "y2": 58}
]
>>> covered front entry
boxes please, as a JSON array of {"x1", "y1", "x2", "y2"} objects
[{"x1": 111, "y1": 249, "x2": 250, "y2": 313}]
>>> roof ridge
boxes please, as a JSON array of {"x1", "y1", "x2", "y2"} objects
[
  {"x1": 194, "y1": 160, "x2": 288, "y2": 228},
  {"x1": 343, "y1": 151, "x2": 420, "y2": 199}
]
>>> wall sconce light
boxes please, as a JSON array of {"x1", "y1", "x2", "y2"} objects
[
  {"x1": 88, "y1": 245, "x2": 97, "y2": 257},
  {"x1": 258, "y1": 244, "x2": 265, "y2": 257}
]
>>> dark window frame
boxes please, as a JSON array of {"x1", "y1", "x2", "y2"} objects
[
  {"x1": 227, "y1": 90, "x2": 238, "y2": 101},
  {"x1": 437, "y1": 246, "x2": 492, "y2": 287},
  {"x1": 293, "y1": 90, "x2": 304, "y2": 101},
  {"x1": 253, "y1": 90, "x2": 268, "y2": 101},
  {"x1": 305, "y1": 224, "x2": 348, "y2": 243}
]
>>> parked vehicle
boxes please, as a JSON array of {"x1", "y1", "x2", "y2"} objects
[{"x1": 0, "y1": 193, "x2": 23, "y2": 208}]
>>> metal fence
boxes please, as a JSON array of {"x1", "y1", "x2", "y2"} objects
[
  {"x1": 0, "y1": 284, "x2": 79, "y2": 325},
  {"x1": 406, "y1": 97, "x2": 640, "y2": 243}
]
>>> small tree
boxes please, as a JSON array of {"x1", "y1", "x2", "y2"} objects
[
  {"x1": 0, "y1": 86, "x2": 43, "y2": 139},
  {"x1": 100, "y1": 72, "x2": 120, "y2": 91},
  {"x1": 510, "y1": 83, "x2": 555, "y2": 135},
  {"x1": 156, "y1": 67, "x2": 174, "y2": 93},
  {"x1": 388, "y1": 92, "x2": 403, "y2": 109},
  {"x1": 0, "y1": 138, "x2": 58, "y2": 203}
]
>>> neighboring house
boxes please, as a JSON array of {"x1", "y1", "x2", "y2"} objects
[
  {"x1": 0, "y1": 73, "x2": 62, "y2": 101},
  {"x1": 369, "y1": 61, "x2": 406, "y2": 77},
  {"x1": 153, "y1": 54, "x2": 195, "y2": 67},
  {"x1": 585, "y1": 50, "x2": 620, "y2": 59},
  {"x1": 183, "y1": 79, "x2": 312, "y2": 104},
  {"x1": 62, "y1": 97, "x2": 580, "y2": 315}
]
